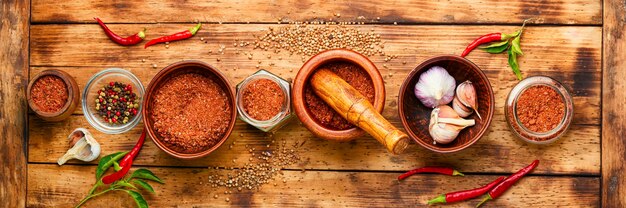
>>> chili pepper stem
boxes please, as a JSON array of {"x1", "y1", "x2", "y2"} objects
[
  {"x1": 189, "y1": 23, "x2": 202, "y2": 35},
  {"x1": 87, "y1": 180, "x2": 103, "y2": 195},
  {"x1": 453, "y1": 170, "x2": 464, "y2": 176},
  {"x1": 138, "y1": 29, "x2": 146, "y2": 39},
  {"x1": 427, "y1": 195, "x2": 447, "y2": 205},
  {"x1": 76, "y1": 184, "x2": 120, "y2": 208},
  {"x1": 475, "y1": 194, "x2": 493, "y2": 208}
]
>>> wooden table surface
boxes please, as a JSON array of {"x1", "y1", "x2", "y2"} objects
[{"x1": 1, "y1": 0, "x2": 625, "y2": 207}]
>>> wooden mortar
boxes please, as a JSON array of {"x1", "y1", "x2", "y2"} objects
[{"x1": 310, "y1": 68, "x2": 409, "y2": 154}]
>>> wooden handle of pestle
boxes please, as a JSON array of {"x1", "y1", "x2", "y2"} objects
[{"x1": 310, "y1": 68, "x2": 410, "y2": 154}]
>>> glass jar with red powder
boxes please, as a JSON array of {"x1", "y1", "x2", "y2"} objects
[
  {"x1": 505, "y1": 76, "x2": 574, "y2": 144},
  {"x1": 236, "y1": 69, "x2": 293, "y2": 132}
]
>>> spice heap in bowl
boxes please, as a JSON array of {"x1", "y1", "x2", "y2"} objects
[
  {"x1": 237, "y1": 69, "x2": 292, "y2": 132},
  {"x1": 82, "y1": 68, "x2": 144, "y2": 134},
  {"x1": 398, "y1": 55, "x2": 495, "y2": 153},
  {"x1": 505, "y1": 76, "x2": 574, "y2": 144},
  {"x1": 143, "y1": 60, "x2": 237, "y2": 159},
  {"x1": 28, "y1": 69, "x2": 80, "y2": 121}
]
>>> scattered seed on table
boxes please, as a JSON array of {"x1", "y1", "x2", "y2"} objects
[{"x1": 152, "y1": 64, "x2": 157, "y2": 68}]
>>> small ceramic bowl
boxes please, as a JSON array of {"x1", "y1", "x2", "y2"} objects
[
  {"x1": 398, "y1": 55, "x2": 495, "y2": 153},
  {"x1": 142, "y1": 60, "x2": 237, "y2": 159},
  {"x1": 82, "y1": 68, "x2": 144, "y2": 134},
  {"x1": 27, "y1": 69, "x2": 79, "y2": 121},
  {"x1": 292, "y1": 49, "x2": 386, "y2": 141},
  {"x1": 505, "y1": 76, "x2": 574, "y2": 144}
]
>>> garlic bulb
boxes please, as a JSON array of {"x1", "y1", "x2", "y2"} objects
[
  {"x1": 58, "y1": 128, "x2": 101, "y2": 165},
  {"x1": 456, "y1": 80, "x2": 482, "y2": 119},
  {"x1": 452, "y1": 96, "x2": 472, "y2": 117},
  {"x1": 429, "y1": 105, "x2": 475, "y2": 144},
  {"x1": 414, "y1": 66, "x2": 456, "y2": 108}
]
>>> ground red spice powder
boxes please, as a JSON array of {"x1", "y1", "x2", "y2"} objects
[
  {"x1": 242, "y1": 78, "x2": 285, "y2": 121},
  {"x1": 151, "y1": 73, "x2": 232, "y2": 154},
  {"x1": 30, "y1": 75, "x2": 68, "y2": 113},
  {"x1": 304, "y1": 61, "x2": 375, "y2": 130},
  {"x1": 516, "y1": 85, "x2": 565, "y2": 133}
]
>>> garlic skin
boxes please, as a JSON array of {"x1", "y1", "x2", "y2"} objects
[
  {"x1": 414, "y1": 66, "x2": 456, "y2": 108},
  {"x1": 452, "y1": 96, "x2": 473, "y2": 117},
  {"x1": 429, "y1": 105, "x2": 475, "y2": 144},
  {"x1": 58, "y1": 128, "x2": 101, "y2": 165},
  {"x1": 456, "y1": 80, "x2": 482, "y2": 119}
]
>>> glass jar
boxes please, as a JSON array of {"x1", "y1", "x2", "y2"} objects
[
  {"x1": 504, "y1": 76, "x2": 574, "y2": 144},
  {"x1": 236, "y1": 69, "x2": 293, "y2": 132}
]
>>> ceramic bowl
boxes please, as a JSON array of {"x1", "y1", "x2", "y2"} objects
[{"x1": 398, "y1": 55, "x2": 495, "y2": 153}]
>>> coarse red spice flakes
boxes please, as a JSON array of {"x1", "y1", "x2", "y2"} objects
[
  {"x1": 30, "y1": 75, "x2": 68, "y2": 113},
  {"x1": 304, "y1": 61, "x2": 375, "y2": 130},
  {"x1": 242, "y1": 78, "x2": 285, "y2": 121},
  {"x1": 151, "y1": 73, "x2": 232, "y2": 154},
  {"x1": 516, "y1": 85, "x2": 565, "y2": 133}
]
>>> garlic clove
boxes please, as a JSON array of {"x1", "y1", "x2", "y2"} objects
[
  {"x1": 456, "y1": 80, "x2": 482, "y2": 120},
  {"x1": 58, "y1": 128, "x2": 101, "y2": 165},
  {"x1": 452, "y1": 96, "x2": 473, "y2": 118},
  {"x1": 414, "y1": 66, "x2": 456, "y2": 108},
  {"x1": 429, "y1": 106, "x2": 475, "y2": 144}
]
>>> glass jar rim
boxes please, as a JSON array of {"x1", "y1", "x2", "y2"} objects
[{"x1": 236, "y1": 72, "x2": 290, "y2": 127}]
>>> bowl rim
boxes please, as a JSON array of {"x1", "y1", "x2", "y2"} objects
[
  {"x1": 292, "y1": 49, "x2": 386, "y2": 141},
  {"x1": 27, "y1": 69, "x2": 78, "y2": 118},
  {"x1": 398, "y1": 55, "x2": 495, "y2": 153},
  {"x1": 82, "y1": 68, "x2": 144, "y2": 134},
  {"x1": 142, "y1": 60, "x2": 237, "y2": 159}
]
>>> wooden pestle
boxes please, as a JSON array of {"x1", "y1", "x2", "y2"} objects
[{"x1": 310, "y1": 68, "x2": 410, "y2": 154}]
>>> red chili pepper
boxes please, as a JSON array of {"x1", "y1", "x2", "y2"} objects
[
  {"x1": 476, "y1": 160, "x2": 539, "y2": 207},
  {"x1": 144, "y1": 23, "x2": 202, "y2": 48},
  {"x1": 102, "y1": 130, "x2": 146, "y2": 184},
  {"x1": 428, "y1": 176, "x2": 505, "y2": 205},
  {"x1": 398, "y1": 167, "x2": 464, "y2": 180},
  {"x1": 95, "y1": 17, "x2": 145, "y2": 46},
  {"x1": 460, "y1": 33, "x2": 503, "y2": 57}
]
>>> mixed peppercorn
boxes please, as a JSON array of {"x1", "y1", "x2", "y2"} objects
[{"x1": 95, "y1": 82, "x2": 139, "y2": 124}]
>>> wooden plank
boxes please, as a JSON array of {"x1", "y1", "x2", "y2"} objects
[
  {"x1": 602, "y1": 0, "x2": 626, "y2": 206},
  {"x1": 27, "y1": 164, "x2": 600, "y2": 207},
  {"x1": 30, "y1": 0, "x2": 602, "y2": 25},
  {"x1": 29, "y1": 24, "x2": 602, "y2": 126},
  {"x1": 29, "y1": 114, "x2": 600, "y2": 175},
  {"x1": 0, "y1": 0, "x2": 29, "y2": 207}
]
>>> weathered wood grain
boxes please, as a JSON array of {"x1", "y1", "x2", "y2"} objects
[
  {"x1": 602, "y1": 0, "x2": 626, "y2": 206},
  {"x1": 0, "y1": 0, "x2": 29, "y2": 207},
  {"x1": 28, "y1": 114, "x2": 600, "y2": 175},
  {"x1": 30, "y1": 0, "x2": 602, "y2": 25},
  {"x1": 27, "y1": 164, "x2": 600, "y2": 207}
]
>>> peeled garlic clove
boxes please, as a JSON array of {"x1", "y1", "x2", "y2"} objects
[
  {"x1": 414, "y1": 66, "x2": 456, "y2": 108},
  {"x1": 429, "y1": 106, "x2": 476, "y2": 144},
  {"x1": 57, "y1": 128, "x2": 101, "y2": 165},
  {"x1": 452, "y1": 96, "x2": 473, "y2": 118},
  {"x1": 456, "y1": 80, "x2": 482, "y2": 119}
]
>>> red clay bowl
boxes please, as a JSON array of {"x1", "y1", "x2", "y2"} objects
[
  {"x1": 142, "y1": 60, "x2": 237, "y2": 159},
  {"x1": 398, "y1": 55, "x2": 494, "y2": 153},
  {"x1": 292, "y1": 49, "x2": 386, "y2": 141}
]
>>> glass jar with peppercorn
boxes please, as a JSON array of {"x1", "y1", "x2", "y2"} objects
[{"x1": 82, "y1": 68, "x2": 144, "y2": 134}]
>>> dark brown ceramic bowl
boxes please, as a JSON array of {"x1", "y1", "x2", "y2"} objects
[
  {"x1": 27, "y1": 69, "x2": 79, "y2": 122},
  {"x1": 398, "y1": 55, "x2": 494, "y2": 153},
  {"x1": 292, "y1": 49, "x2": 386, "y2": 141},
  {"x1": 142, "y1": 60, "x2": 237, "y2": 159}
]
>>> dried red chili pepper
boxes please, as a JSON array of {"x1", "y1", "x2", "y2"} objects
[
  {"x1": 397, "y1": 167, "x2": 464, "y2": 180},
  {"x1": 94, "y1": 17, "x2": 145, "y2": 46},
  {"x1": 476, "y1": 160, "x2": 539, "y2": 207},
  {"x1": 428, "y1": 176, "x2": 505, "y2": 205},
  {"x1": 144, "y1": 23, "x2": 202, "y2": 48},
  {"x1": 102, "y1": 130, "x2": 146, "y2": 184},
  {"x1": 460, "y1": 33, "x2": 506, "y2": 57}
]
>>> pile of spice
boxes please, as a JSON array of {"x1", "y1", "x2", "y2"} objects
[
  {"x1": 95, "y1": 82, "x2": 139, "y2": 124},
  {"x1": 207, "y1": 140, "x2": 301, "y2": 194},
  {"x1": 305, "y1": 62, "x2": 375, "y2": 130},
  {"x1": 516, "y1": 85, "x2": 565, "y2": 133},
  {"x1": 30, "y1": 75, "x2": 68, "y2": 113},
  {"x1": 241, "y1": 78, "x2": 285, "y2": 121},
  {"x1": 151, "y1": 73, "x2": 232, "y2": 154},
  {"x1": 240, "y1": 23, "x2": 395, "y2": 62}
]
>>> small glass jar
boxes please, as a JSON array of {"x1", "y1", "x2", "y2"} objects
[
  {"x1": 236, "y1": 69, "x2": 293, "y2": 132},
  {"x1": 505, "y1": 76, "x2": 574, "y2": 144}
]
